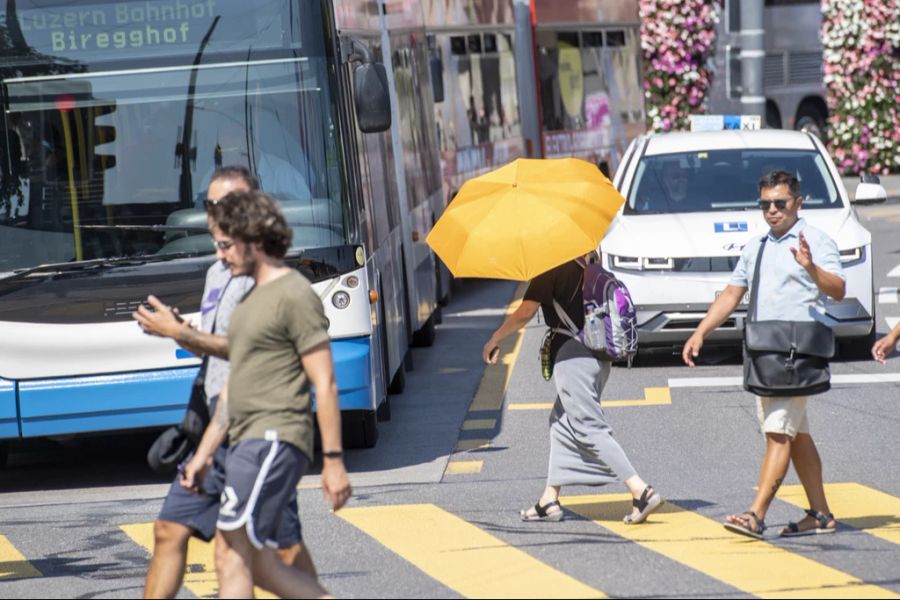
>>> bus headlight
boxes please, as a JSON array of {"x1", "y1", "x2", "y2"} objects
[
  {"x1": 839, "y1": 247, "x2": 863, "y2": 264},
  {"x1": 332, "y1": 291, "x2": 351, "y2": 309},
  {"x1": 343, "y1": 275, "x2": 360, "y2": 288}
]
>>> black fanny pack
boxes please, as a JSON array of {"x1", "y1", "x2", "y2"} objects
[{"x1": 742, "y1": 236, "x2": 835, "y2": 397}]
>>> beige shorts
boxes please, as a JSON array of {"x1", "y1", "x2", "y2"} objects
[{"x1": 756, "y1": 396, "x2": 809, "y2": 439}]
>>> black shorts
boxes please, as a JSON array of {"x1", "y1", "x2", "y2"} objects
[
  {"x1": 158, "y1": 444, "x2": 302, "y2": 546},
  {"x1": 216, "y1": 436, "x2": 309, "y2": 550}
]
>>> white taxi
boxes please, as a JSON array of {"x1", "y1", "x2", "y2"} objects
[{"x1": 604, "y1": 127, "x2": 887, "y2": 358}]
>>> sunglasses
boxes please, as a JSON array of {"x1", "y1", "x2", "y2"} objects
[
  {"x1": 203, "y1": 199, "x2": 219, "y2": 211},
  {"x1": 212, "y1": 239, "x2": 234, "y2": 250},
  {"x1": 758, "y1": 197, "x2": 794, "y2": 211}
]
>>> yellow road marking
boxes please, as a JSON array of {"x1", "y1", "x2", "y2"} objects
[
  {"x1": 444, "y1": 461, "x2": 484, "y2": 475},
  {"x1": 507, "y1": 387, "x2": 672, "y2": 410},
  {"x1": 338, "y1": 504, "x2": 605, "y2": 598},
  {"x1": 121, "y1": 523, "x2": 276, "y2": 599},
  {"x1": 564, "y1": 494, "x2": 898, "y2": 599},
  {"x1": 469, "y1": 283, "x2": 528, "y2": 412},
  {"x1": 0, "y1": 535, "x2": 41, "y2": 580},
  {"x1": 779, "y1": 483, "x2": 900, "y2": 546},
  {"x1": 455, "y1": 439, "x2": 490, "y2": 452},
  {"x1": 463, "y1": 418, "x2": 496, "y2": 431}
]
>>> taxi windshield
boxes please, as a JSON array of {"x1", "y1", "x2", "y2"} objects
[{"x1": 625, "y1": 149, "x2": 841, "y2": 214}]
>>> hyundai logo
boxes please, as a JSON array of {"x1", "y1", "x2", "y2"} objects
[{"x1": 723, "y1": 242, "x2": 745, "y2": 252}]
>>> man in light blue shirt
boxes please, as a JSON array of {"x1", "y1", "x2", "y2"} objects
[{"x1": 682, "y1": 170, "x2": 846, "y2": 540}]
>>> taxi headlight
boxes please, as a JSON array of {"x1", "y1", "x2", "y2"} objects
[
  {"x1": 332, "y1": 291, "x2": 351, "y2": 309},
  {"x1": 839, "y1": 247, "x2": 863, "y2": 264},
  {"x1": 643, "y1": 257, "x2": 675, "y2": 270},
  {"x1": 611, "y1": 255, "x2": 641, "y2": 270}
]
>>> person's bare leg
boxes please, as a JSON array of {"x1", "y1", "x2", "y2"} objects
[
  {"x1": 782, "y1": 433, "x2": 836, "y2": 532},
  {"x1": 277, "y1": 542, "x2": 317, "y2": 579},
  {"x1": 143, "y1": 520, "x2": 192, "y2": 599},
  {"x1": 726, "y1": 433, "x2": 792, "y2": 530},
  {"x1": 215, "y1": 529, "x2": 255, "y2": 599},
  {"x1": 252, "y1": 546, "x2": 331, "y2": 599}
]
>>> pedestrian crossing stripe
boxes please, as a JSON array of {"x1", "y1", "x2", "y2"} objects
[
  {"x1": 120, "y1": 523, "x2": 276, "y2": 599},
  {"x1": 337, "y1": 503, "x2": 606, "y2": 598},
  {"x1": 0, "y1": 534, "x2": 41, "y2": 580},
  {"x1": 507, "y1": 387, "x2": 672, "y2": 411},
  {"x1": 779, "y1": 483, "x2": 900, "y2": 547},
  {"x1": 562, "y1": 493, "x2": 899, "y2": 599}
]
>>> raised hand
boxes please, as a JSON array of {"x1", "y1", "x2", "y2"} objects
[{"x1": 790, "y1": 231, "x2": 814, "y2": 271}]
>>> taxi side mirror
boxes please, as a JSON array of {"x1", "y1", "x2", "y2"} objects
[{"x1": 852, "y1": 174, "x2": 887, "y2": 205}]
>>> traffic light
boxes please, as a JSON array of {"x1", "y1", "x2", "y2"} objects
[{"x1": 92, "y1": 103, "x2": 116, "y2": 171}]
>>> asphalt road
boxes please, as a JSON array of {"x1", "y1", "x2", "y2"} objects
[{"x1": 1, "y1": 201, "x2": 899, "y2": 599}]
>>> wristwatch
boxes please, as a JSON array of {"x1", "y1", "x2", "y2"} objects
[{"x1": 322, "y1": 450, "x2": 343, "y2": 459}]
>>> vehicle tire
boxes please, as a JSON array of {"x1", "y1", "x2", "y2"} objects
[
  {"x1": 839, "y1": 327, "x2": 877, "y2": 361},
  {"x1": 343, "y1": 410, "x2": 378, "y2": 449},
  {"x1": 795, "y1": 104, "x2": 827, "y2": 141},
  {"x1": 376, "y1": 395, "x2": 392, "y2": 422},
  {"x1": 433, "y1": 305, "x2": 443, "y2": 325},
  {"x1": 0, "y1": 442, "x2": 8, "y2": 468},
  {"x1": 411, "y1": 313, "x2": 436, "y2": 347},
  {"x1": 387, "y1": 361, "x2": 406, "y2": 395}
]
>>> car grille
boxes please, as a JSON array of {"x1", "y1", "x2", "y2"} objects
[{"x1": 672, "y1": 257, "x2": 740, "y2": 272}]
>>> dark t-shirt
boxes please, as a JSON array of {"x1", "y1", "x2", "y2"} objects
[{"x1": 524, "y1": 260, "x2": 584, "y2": 363}]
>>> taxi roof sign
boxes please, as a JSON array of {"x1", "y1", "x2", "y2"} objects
[{"x1": 690, "y1": 115, "x2": 762, "y2": 132}]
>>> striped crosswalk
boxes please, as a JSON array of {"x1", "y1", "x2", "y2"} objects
[{"x1": 1, "y1": 482, "x2": 900, "y2": 596}]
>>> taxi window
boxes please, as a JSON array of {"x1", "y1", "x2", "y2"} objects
[{"x1": 625, "y1": 149, "x2": 840, "y2": 214}]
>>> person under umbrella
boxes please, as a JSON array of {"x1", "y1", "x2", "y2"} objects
[{"x1": 428, "y1": 157, "x2": 663, "y2": 523}]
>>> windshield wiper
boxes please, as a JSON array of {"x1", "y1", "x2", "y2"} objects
[{"x1": 1, "y1": 252, "x2": 207, "y2": 282}]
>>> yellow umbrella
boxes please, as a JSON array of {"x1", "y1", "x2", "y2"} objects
[{"x1": 426, "y1": 158, "x2": 624, "y2": 281}]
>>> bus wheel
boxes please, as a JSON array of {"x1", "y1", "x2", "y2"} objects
[
  {"x1": 387, "y1": 362, "x2": 406, "y2": 395},
  {"x1": 796, "y1": 104, "x2": 827, "y2": 141},
  {"x1": 411, "y1": 313, "x2": 436, "y2": 347},
  {"x1": 343, "y1": 410, "x2": 379, "y2": 449},
  {"x1": 377, "y1": 396, "x2": 392, "y2": 422}
]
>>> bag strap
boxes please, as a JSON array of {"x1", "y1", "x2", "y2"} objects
[
  {"x1": 748, "y1": 236, "x2": 768, "y2": 323},
  {"x1": 551, "y1": 264, "x2": 585, "y2": 337}
]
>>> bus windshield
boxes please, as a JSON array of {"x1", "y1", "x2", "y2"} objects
[
  {"x1": 625, "y1": 149, "x2": 841, "y2": 214},
  {"x1": 0, "y1": 0, "x2": 346, "y2": 274}
]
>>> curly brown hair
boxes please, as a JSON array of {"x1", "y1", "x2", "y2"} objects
[{"x1": 209, "y1": 191, "x2": 293, "y2": 258}]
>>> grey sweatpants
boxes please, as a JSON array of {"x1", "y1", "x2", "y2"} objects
[{"x1": 547, "y1": 339, "x2": 638, "y2": 487}]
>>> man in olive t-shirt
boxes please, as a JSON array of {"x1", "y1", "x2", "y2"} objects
[{"x1": 181, "y1": 190, "x2": 351, "y2": 599}]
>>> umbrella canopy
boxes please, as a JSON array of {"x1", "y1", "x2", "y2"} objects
[{"x1": 426, "y1": 158, "x2": 625, "y2": 281}]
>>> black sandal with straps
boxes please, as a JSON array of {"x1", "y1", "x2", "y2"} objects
[
  {"x1": 780, "y1": 509, "x2": 836, "y2": 537},
  {"x1": 520, "y1": 499, "x2": 564, "y2": 522},
  {"x1": 724, "y1": 510, "x2": 767, "y2": 540},
  {"x1": 624, "y1": 485, "x2": 664, "y2": 524}
]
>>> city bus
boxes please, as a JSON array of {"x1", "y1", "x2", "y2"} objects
[
  {"x1": 0, "y1": 0, "x2": 443, "y2": 461},
  {"x1": 708, "y1": 0, "x2": 828, "y2": 139},
  {"x1": 423, "y1": 0, "x2": 645, "y2": 207}
]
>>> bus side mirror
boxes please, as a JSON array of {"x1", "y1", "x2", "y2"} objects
[
  {"x1": 354, "y1": 62, "x2": 392, "y2": 134},
  {"x1": 430, "y1": 56, "x2": 445, "y2": 103}
]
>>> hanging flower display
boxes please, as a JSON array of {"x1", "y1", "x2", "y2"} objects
[
  {"x1": 639, "y1": 0, "x2": 720, "y2": 132},
  {"x1": 822, "y1": 0, "x2": 899, "y2": 175}
]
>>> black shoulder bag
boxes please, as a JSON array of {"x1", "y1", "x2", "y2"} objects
[{"x1": 743, "y1": 236, "x2": 835, "y2": 397}]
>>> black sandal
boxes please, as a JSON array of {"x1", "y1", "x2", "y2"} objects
[
  {"x1": 780, "y1": 509, "x2": 836, "y2": 537},
  {"x1": 520, "y1": 500, "x2": 564, "y2": 522},
  {"x1": 624, "y1": 485, "x2": 664, "y2": 524},
  {"x1": 723, "y1": 511, "x2": 766, "y2": 540}
]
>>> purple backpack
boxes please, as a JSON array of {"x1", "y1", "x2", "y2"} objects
[{"x1": 552, "y1": 262, "x2": 638, "y2": 365}]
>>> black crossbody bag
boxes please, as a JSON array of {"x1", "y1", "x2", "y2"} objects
[{"x1": 743, "y1": 236, "x2": 835, "y2": 397}]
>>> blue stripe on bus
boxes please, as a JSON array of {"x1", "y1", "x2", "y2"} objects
[
  {"x1": 325, "y1": 336, "x2": 373, "y2": 412},
  {"x1": 18, "y1": 368, "x2": 197, "y2": 438},
  {"x1": 12, "y1": 336, "x2": 373, "y2": 439},
  {"x1": 0, "y1": 378, "x2": 19, "y2": 439}
]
